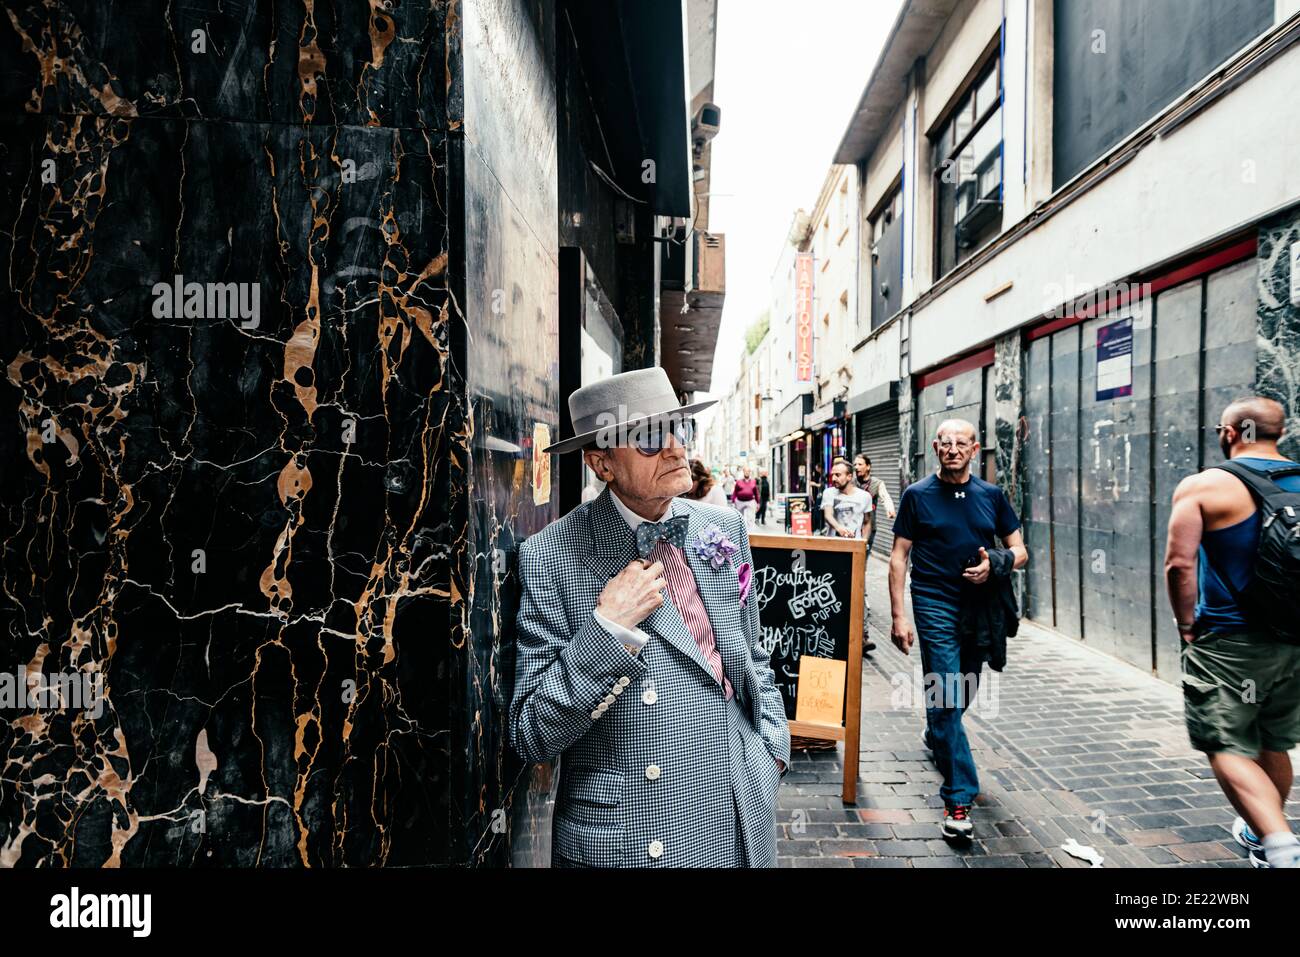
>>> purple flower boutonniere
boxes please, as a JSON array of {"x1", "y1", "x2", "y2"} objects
[{"x1": 691, "y1": 523, "x2": 739, "y2": 570}]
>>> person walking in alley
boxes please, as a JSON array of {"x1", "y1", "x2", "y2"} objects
[
  {"x1": 823, "y1": 459, "x2": 877, "y2": 653},
  {"x1": 807, "y1": 462, "x2": 825, "y2": 533},
  {"x1": 1164, "y1": 396, "x2": 1300, "y2": 868},
  {"x1": 732, "y1": 466, "x2": 760, "y2": 528},
  {"x1": 682, "y1": 457, "x2": 730, "y2": 507},
  {"x1": 721, "y1": 467, "x2": 736, "y2": 502},
  {"x1": 756, "y1": 469, "x2": 771, "y2": 526},
  {"x1": 822, "y1": 459, "x2": 872, "y2": 539},
  {"x1": 854, "y1": 453, "x2": 895, "y2": 557},
  {"x1": 510, "y1": 368, "x2": 790, "y2": 868},
  {"x1": 888, "y1": 419, "x2": 1027, "y2": 840}
]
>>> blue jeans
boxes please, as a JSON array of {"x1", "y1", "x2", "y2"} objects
[{"x1": 912, "y1": 592, "x2": 983, "y2": 807}]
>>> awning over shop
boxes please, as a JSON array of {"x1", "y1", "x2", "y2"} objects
[
  {"x1": 566, "y1": 0, "x2": 693, "y2": 217},
  {"x1": 805, "y1": 397, "x2": 847, "y2": 431},
  {"x1": 773, "y1": 393, "x2": 811, "y2": 439},
  {"x1": 847, "y1": 379, "x2": 900, "y2": 416}
]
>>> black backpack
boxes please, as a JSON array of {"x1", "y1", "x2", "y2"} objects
[{"x1": 1213, "y1": 460, "x2": 1300, "y2": 644}]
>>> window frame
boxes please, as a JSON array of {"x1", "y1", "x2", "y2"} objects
[
  {"x1": 868, "y1": 180, "x2": 904, "y2": 331},
  {"x1": 930, "y1": 40, "x2": 1004, "y2": 282}
]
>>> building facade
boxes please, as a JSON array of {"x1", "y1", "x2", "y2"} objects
[
  {"x1": 720, "y1": 168, "x2": 863, "y2": 525},
  {"x1": 834, "y1": 0, "x2": 1300, "y2": 679}
]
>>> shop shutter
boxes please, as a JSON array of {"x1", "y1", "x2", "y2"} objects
[{"x1": 856, "y1": 405, "x2": 902, "y2": 559}]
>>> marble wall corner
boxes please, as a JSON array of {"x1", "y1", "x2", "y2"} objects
[
  {"x1": 1257, "y1": 209, "x2": 1300, "y2": 461},
  {"x1": 993, "y1": 332, "x2": 1026, "y2": 514}
]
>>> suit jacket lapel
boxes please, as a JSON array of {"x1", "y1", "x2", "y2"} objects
[
  {"x1": 582, "y1": 488, "x2": 716, "y2": 681},
  {"x1": 680, "y1": 503, "x2": 751, "y2": 694},
  {"x1": 582, "y1": 487, "x2": 639, "y2": 580}
]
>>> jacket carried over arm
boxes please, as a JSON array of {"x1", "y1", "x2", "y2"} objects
[{"x1": 955, "y1": 546, "x2": 1019, "y2": 672}]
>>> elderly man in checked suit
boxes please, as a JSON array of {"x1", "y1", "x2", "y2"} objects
[{"x1": 509, "y1": 368, "x2": 791, "y2": 868}]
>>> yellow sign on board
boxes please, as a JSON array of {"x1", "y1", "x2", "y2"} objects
[{"x1": 795, "y1": 655, "x2": 845, "y2": 727}]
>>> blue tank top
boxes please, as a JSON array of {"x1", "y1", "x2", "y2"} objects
[{"x1": 1195, "y1": 457, "x2": 1300, "y2": 631}]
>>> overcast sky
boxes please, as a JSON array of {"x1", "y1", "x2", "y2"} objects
[{"x1": 698, "y1": 0, "x2": 904, "y2": 423}]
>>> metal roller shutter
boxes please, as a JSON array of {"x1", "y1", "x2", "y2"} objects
[{"x1": 855, "y1": 405, "x2": 902, "y2": 559}]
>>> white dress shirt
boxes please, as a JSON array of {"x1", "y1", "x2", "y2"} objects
[{"x1": 592, "y1": 493, "x2": 677, "y2": 655}]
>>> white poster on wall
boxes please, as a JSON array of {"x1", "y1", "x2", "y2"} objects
[{"x1": 1096, "y1": 317, "x2": 1134, "y2": 401}]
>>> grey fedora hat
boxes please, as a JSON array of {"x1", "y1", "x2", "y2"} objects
[{"x1": 543, "y1": 367, "x2": 716, "y2": 454}]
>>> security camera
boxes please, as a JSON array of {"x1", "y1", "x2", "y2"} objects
[{"x1": 692, "y1": 102, "x2": 722, "y2": 149}]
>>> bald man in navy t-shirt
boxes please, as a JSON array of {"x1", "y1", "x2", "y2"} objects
[{"x1": 888, "y1": 419, "x2": 1027, "y2": 841}]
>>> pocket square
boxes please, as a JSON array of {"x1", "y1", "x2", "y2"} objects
[{"x1": 738, "y1": 561, "x2": 752, "y2": 607}]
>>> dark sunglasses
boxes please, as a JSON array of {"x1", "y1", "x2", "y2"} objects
[{"x1": 629, "y1": 419, "x2": 694, "y2": 456}]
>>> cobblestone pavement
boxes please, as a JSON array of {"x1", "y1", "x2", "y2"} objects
[{"x1": 770, "y1": 537, "x2": 1300, "y2": 868}]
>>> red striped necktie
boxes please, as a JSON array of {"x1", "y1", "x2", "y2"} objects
[{"x1": 649, "y1": 539, "x2": 733, "y2": 700}]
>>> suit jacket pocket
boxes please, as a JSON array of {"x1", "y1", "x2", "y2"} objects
[
  {"x1": 753, "y1": 729, "x2": 782, "y2": 803},
  {"x1": 553, "y1": 816, "x2": 625, "y2": 868},
  {"x1": 560, "y1": 767, "x2": 624, "y2": 825}
]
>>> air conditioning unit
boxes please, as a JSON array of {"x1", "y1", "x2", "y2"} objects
[{"x1": 690, "y1": 231, "x2": 725, "y2": 295}]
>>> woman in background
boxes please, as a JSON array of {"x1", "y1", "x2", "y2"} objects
[{"x1": 681, "y1": 458, "x2": 730, "y2": 507}]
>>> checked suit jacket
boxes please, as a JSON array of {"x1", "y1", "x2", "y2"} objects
[{"x1": 509, "y1": 486, "x2": 792, "y2": 868}]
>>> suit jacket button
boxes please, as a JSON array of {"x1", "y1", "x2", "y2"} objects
[
  {"x1": 602, "y1": 694, "x2": 616, "y2": 705},
  {"x1": 642, "y1": 689, "x2": 657, "y2": 705},
  {"x1": 618, "y1": 677, "x2": 631, "y2": 687},
  {"x1": 590, "y1": 710, "x2": 601, "y2": 720},
  {"x1": 645, "y1": 764, "x2": 661, "y2": 781},
  {"x1": 648, "y1": 840, "x2": 664, "y2": 859},
  {"x1": 611, "y1": 684, "x2": 624, "y2": 695}
]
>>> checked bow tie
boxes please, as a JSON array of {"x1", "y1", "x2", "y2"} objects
[{"x1": 635, "y1": 514, "x2": 689, "y2": 559}]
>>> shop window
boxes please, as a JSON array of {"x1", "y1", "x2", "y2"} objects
[{"x1": 932, "y1": 51, "x2": 1003, "y2": 280}]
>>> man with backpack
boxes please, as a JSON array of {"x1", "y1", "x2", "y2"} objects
[{"x1": 1164, "y1": 396, "x2": 1300, "y2": 868}]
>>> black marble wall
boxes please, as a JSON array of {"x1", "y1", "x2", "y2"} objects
[
  {"x1": 992, "y1": 333, "x2": 1024, "y2": 514},
  {"x1": 456, "y1": 0, "x2": 561, "y2": 868},
  {"x1": 0, "y1": 0, "x2": 566, "y2": 867},
  {"x1": 1258, "y1": 209, "x2": 1300, "y2": 460}
]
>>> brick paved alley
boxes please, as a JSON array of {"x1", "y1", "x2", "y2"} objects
[{"x1": 774, "y1": 550, "x2": 1300, "y2": 868}]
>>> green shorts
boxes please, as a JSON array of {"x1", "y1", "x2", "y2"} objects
[{"x1": 1181, "y1": 630, "x2": 1300, "y2": 756}]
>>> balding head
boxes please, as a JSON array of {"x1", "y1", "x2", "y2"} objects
[
  {"x1": 935, "y1": 419, "x2": 978, "y2": 444},
  {"x1": 1221, "y1": 396, "x2": 1285, "y2": 441},
  {"x1": 1218, "y1": 396, "x2": 1286, "y2": 457},
  {"x1": 933, "y1": 418, "x2": 980, "y2": 478}
]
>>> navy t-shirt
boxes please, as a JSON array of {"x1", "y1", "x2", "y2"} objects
[
  {"x1": 1195, "y1": 457, "x2": 1300, "y2": 632},
  {"x1": 893, "y1": 473, "x2": 1021, "y2": 603}
]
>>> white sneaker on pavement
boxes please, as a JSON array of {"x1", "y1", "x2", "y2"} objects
[{"x1": 1232, "y1": 816, "x2": 1263, "y2": 853}]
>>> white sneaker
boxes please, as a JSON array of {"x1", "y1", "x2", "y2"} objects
[
  {"x1": 1232, "y1": 816, "x2": 1263, "y2": 853},
  {"x1": 942, "y1": 805, "x2": 974, "y2": 840}
]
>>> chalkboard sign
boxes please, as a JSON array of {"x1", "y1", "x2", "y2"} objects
[{"x1": 749, "y1": 534, "x2": 866, "y2": 804}]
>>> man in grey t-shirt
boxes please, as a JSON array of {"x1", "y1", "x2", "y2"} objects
[{"x1": 822, "y1": 459, "x2": 872, "y2": 538}]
